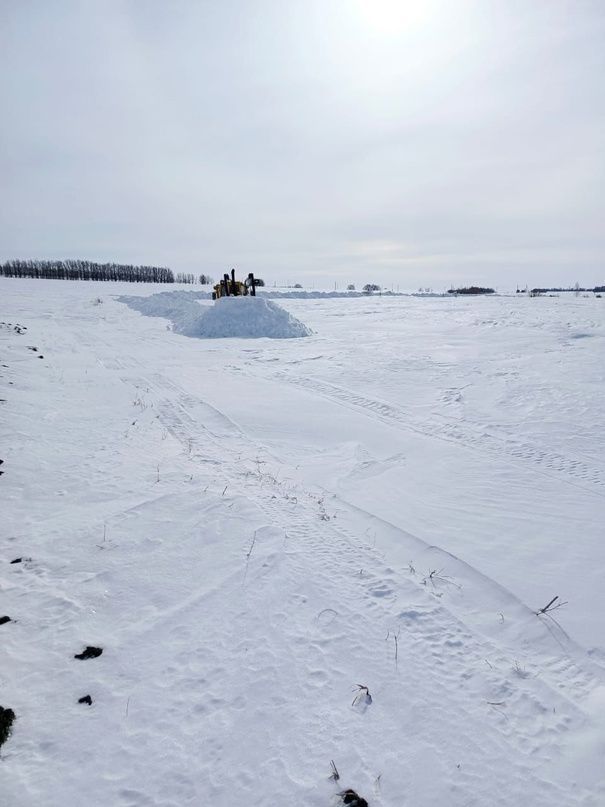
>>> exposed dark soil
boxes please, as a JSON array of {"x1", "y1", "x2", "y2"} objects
[
  {"x1": 0, "y1": 707, "x2": 16, "y2": 749},
  {"x1": 74, "y1": 646, "x2": 103, "y2": 660},
  {"x1": 340, "y1": 790, "x2": 369, "y2": 807}
]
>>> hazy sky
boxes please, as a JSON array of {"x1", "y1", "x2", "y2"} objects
[{"x1": 1, "y1": 0, "x2": 604, "y2": 288}]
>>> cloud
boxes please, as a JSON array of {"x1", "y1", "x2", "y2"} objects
[{"x1": 1, "y1": 0, "x2": 604, "y2": 287}]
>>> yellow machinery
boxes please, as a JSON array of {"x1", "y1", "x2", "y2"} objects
[{"x1": 212, "y1": 269, "x2": 257, "y2": 300}]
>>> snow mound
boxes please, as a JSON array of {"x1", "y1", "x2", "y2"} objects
[
  {"x1": 119, "y1": 291, "x2": 311, "y2": 339},
  {"x1": 197, "y1": 296, "x2": 311, "y2": 339},
  {"x1": 118, "y1": 291, "x2": 206, "y2": 337}
]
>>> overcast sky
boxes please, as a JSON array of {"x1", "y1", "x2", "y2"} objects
[{"x1": 1, "y1": 0, "x2": 604, "y2": 289}]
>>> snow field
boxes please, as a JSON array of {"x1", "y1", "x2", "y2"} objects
[{"x1": 1, "y1": 279, "x2": 604, "y2": 806}]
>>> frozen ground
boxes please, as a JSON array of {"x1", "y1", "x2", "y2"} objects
[{"x1": 1, "y1": 279, "x2": 604, "y2": 807}]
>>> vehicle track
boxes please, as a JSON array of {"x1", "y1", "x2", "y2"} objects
[
  {"x1": 130, "y1": 374, "x2": 605, "y2": 704},
  {"x1": 116, "y1": 373, "x2": 602, "y2": 805},
  {"x1": 270, "y1": 372, "x2": 605, "y2": 494}
]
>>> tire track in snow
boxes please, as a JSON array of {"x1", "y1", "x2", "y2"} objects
[
  {"x1": 131, "y1": 378, "x2": 596, "y2": 806},
  {"x1": 270, "y1": 372, "x2": 605, "y2": 494},
  {"x1": 122, "y1": 375, "x2": 605, "y2": 684},
  {"x1": 143, "y1": 376, "x2": 604, "y2": 700}
]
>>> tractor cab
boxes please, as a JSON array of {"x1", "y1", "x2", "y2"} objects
[{"x1": 212, "y1": 269, "x2": 257, "y2": 300}]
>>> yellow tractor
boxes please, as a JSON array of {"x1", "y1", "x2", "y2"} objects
[{"x1": 212, "y1": 269, "x2": 257, "y2": 300}]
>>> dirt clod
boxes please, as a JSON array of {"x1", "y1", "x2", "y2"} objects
[
  {"x1": 74, "y1": 646, "x2": 103, "y2": 660},
  {"x1": 0, "y1": 707, "x2": 16, "y2": 748},
  {"x1": 340, "y1": 790, "x2": 368, "y2": 807}
]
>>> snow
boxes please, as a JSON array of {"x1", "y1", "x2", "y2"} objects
[
  {"x1": 119, "y1": 290, "x2": 312, "y2": 338},
  {"x1": 1, "y1": 278, "x2": 605, "y2": 807},
  {"x1": 195, "y1": 295, "x2": 312, "y2": 338}
]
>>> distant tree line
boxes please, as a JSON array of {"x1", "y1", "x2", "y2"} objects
[
  {"x1": 520, "y1": 285, "x2": 605, "y2": 294},
  {"x1": 1, "y1": 259, "x2": 174, "y2": 283},
  {"x1": 448, "y1": 286, "x2": 495, "y2": 295}
]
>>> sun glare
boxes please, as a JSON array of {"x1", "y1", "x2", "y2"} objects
[{"x1": 355, "y1": 0, "x2": 435, "y2": 36}]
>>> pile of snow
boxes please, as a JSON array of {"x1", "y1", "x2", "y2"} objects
[
  {"x1": 119, "y1": 291, "x2": 311, "y2": 339},
  {"x1": 118, "y1": 290, "x2": 205, "y2": 336},
  {"x1": 196, "y1": 296, "x2": 311, "y2": 338}
]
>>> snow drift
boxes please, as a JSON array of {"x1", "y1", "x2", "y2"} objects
[{"x1": 119, "y1": 291, "x2": 311, "y2": 339}]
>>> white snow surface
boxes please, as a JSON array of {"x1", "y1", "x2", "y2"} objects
[
  {"x1": 119, "y1": 290, "x2": 311, "y2": 338},
  {"x1": 2, "y1": 279, "x2": 605, "y2": 807}
]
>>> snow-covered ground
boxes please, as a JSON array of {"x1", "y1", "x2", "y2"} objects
[{"x1": 1, "y1": 279, "x2": 604, "y2": 807}]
